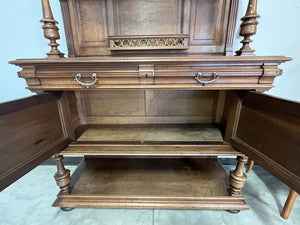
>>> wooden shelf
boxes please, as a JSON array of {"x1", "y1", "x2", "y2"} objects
[
  {"x1": 75, "y1": 124, "x2": 224, "y2": 144},
  {"x1": 53, "y1": 158, "x2": 249, "y2": 210},
  {"x1": 62, "y1": 144, "x2": 241, "y2": 157},
  {"x1": 60, "y1": 124, "x2": 242, "y2": 157}
]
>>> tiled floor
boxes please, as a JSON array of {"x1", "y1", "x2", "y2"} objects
[{"x1": 0, "y1": 165, "x2": 299, "y2": 225}]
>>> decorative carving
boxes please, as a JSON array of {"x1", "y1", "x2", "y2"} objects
[
  {"x1": 229, "y1": 156, "x2": 248, "y2": 195},
  {"x1": 236, "y1": 0, "x2": 260, "y2": 56},
  {"x1": 109, "y1": 35, "x2": 189, "y2": 50},
  {"x1": 40, "y1": 0, "x2": 64, "y2": 58},
  {"x1": 53, "y1": 154, "x2": 71, "y2": 194}
]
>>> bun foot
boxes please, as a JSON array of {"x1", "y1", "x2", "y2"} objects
[
  {"x1": 227, "y1": 210, "x2": 240, "y2": 214},
  {"x1": 60, "y1": 207, "x2": 74, "y2": 211}
]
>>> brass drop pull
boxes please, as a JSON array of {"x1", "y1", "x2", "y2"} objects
[
  {"x1": 75, "y1": 73, "x2": 98, "y2": 88},
  {"x1": 195, "y1": 72, "x2": 219, "y2": 86}
]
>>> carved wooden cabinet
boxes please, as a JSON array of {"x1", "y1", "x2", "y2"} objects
[{"x1": 1, "y1": 0, "x2": 299, "y2": 219}]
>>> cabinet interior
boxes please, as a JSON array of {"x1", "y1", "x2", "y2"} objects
[
  {"x1": 67, "y1": 90, "x2": 232, "y2": 146},
  {"x1": 54, "y1": 89, "x2": 249, "y2": 209},
  {"x1": 59, "y1": 89, "x2": 240, "y2": 158}
]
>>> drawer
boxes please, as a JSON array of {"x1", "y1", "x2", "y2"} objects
[
  {"x1": 35, "y1": 64, "x2": 140, "y2": 88},
  {"x1": 154, "y1": 65, "x2": 264, "y2": 86},
  {"x1": 32, "y1": 64, "x2": 272, "y2": 90}
]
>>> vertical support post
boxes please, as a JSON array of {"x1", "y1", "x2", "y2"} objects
[
  {"x1": 54, "y1": 154, "x2": 71, "y2": 194},
  {"x1": 40, "y1": 0, "x2": 65, "y2": 58},
  {"x1": 229, "y1": 156, "x2": 248, "y2": 195},
  {"x1": 235, "y1": 0, "x2": 260, "y2": 56},
  {"x1": 281, "y1": 189, "x2": 298, "y2": 219}
]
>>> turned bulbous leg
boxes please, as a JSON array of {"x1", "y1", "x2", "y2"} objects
[
  {"x1": 229, "y1": 156, "x2": 248, "y2": 195},
  {"x1": 53, "y1": 154, "x2": 71, "y2": 194}
]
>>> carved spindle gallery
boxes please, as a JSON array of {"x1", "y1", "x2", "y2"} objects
[
  {"x1": 40, "y1": 0, "x2": 64, "y2": 58},
  {"x1": 236, "y1": 0, "x2": 260, "y2": 56},
  {"x1": 229, "y1": 156, "x2": 248, "y2": 195},
  {"x1": 54, "y1": 154, "x2": 71, "y2": 194}
]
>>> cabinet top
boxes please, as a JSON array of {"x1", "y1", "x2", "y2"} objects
[{"x1": 10, "y1": 55, "x2": 292, "y2": 66}]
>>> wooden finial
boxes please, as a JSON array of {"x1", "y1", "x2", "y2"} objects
[
  {"x1": 236, "y1": 0, "x2": 260, "y2": 56},
  {"x1": 40, "y1": 0, "x2": 64, "y2": 58}
]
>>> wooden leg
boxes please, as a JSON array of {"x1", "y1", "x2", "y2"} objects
[
  {"x1": 246, "y1": 160, "x2": 254, "y2": 173},
  {"x1": 281, "y1": 189, "x2": 298, "y2": 219},
  {"x1": 53, "y1": 154, "x2": 71, "y2": 194},
  {"x1": 229, "y1": 156, "x2": 248, "y2": 195}
]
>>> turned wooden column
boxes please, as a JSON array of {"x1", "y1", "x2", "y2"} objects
[
  {"x1": 53, "y1": 154, "x2": 71, "y2": 194},
  {"x1": 229, "y1": 156, "x2": 248, "y2": 195},
  {"x1": 40, "y1": 0, "x2": 65, "y2": 58},
  {"x1": 236, "y1": 0, "x2": 260, "y2": 56}
]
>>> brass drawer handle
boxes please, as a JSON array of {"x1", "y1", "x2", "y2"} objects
[
  {"x1": 75, "y1": 73, "x2": 97, "y2": 88},
  {"x1": 195, "y1": 72, "x2": 219, "y2": 86}
]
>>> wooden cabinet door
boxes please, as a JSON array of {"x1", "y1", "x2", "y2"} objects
[
  {"x1": 0, "y1": 92, "x2": 73, "y2": 191},
  {"x1": 229, "y1": 91, "x2": 300, "y2": 193}
]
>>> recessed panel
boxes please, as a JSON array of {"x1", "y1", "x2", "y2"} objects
[
  {"x1": 114, "y1": 0, "x2": 183, "y2": 35},
  {"x1": 190, "y1": 0, "x2": 229, "y2": 45}
]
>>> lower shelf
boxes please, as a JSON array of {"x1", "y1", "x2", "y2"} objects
[{"x1": 53, "y1": 158, "x2": 249, "y2": 210}]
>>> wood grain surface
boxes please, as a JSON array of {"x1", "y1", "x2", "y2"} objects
[{"x1": 53, "y1": 158, "x2": 248, "y2": 210}]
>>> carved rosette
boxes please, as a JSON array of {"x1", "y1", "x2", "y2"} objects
[
  {"x1": 40, "y1": 0, "x2": 64, "y2": 58},
  {"x1": 236, "y1": 0, "x2": 260, "y2": 56}
]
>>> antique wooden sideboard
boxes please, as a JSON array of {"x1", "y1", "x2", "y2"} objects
[{"x1": 1, "y1": 0, "x2": 299, "y2": 220}]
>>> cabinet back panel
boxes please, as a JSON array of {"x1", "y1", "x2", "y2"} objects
[
  {"x1": 76, "y1": 90, "x2": 225, "y2": 124},
  {"x1": 63, "y1": 0, "x2": 236, "y2": 55}
]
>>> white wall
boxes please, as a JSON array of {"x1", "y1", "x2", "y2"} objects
[{"x1": 1, "y1": 0, "x2": 299, "y2": 103}]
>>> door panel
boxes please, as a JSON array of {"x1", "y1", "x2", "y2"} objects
[
  {"x1": 0, "y1": 93, "x2": 72, "y2": 191},
  {"x1": 230, "y1": 91, "x2": 300, "y2": 193}
]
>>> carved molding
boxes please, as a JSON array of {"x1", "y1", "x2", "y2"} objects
[{"x1": 109, "y1": 35, "x2": 189, "y2": 50}]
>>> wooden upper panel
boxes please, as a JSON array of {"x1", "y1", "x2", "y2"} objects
[{"x1": 60, "y1": 0, "x2": 238, "y2": 56}]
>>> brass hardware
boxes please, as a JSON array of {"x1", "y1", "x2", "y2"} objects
[
  {"x1": 75, "y1": 73, "x2": 98, "y2": 88},
  {"x1": 195, "y1": 72, "x2": 219, "y2": 86}
]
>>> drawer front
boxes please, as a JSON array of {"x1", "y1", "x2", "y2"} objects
[
  {"x1": 19, "y1": 62, "x2": 280, "y2": 91},
  {"x1": 154, "y1": 65, "x2": 264, "y2": 86}
]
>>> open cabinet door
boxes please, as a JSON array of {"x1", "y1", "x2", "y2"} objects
[
  {"x1": 0, "y1": 92, "x2": 74, "y2": 191},
  {"x1": 229, "y1": 91, "x2": 300, "y2": 194}
]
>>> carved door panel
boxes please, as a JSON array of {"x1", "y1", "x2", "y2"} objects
[
  {"x1": 230, "y1": 91, "x2": 300, "y2": 193},
  {"x1": 0, "y1": 92, "x2": 74, "y2": 191}
]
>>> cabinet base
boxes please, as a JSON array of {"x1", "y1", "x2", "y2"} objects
[{"x1": 53, "y1": 158, "x2": 249, "y2": 210}]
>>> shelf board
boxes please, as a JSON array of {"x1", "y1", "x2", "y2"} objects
[
  {"x1": 61, "y1": 144, "x2": 242, "y2": 157},
  {"x1": 75, "y1": 124, "x2": 224, "y2": 144},
  {"x1": 60, "y1": 124, "x2": 242, "y2": 157},
  {"x1": 53, "y1": 158, "x2": 248, "y2": 210}
]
